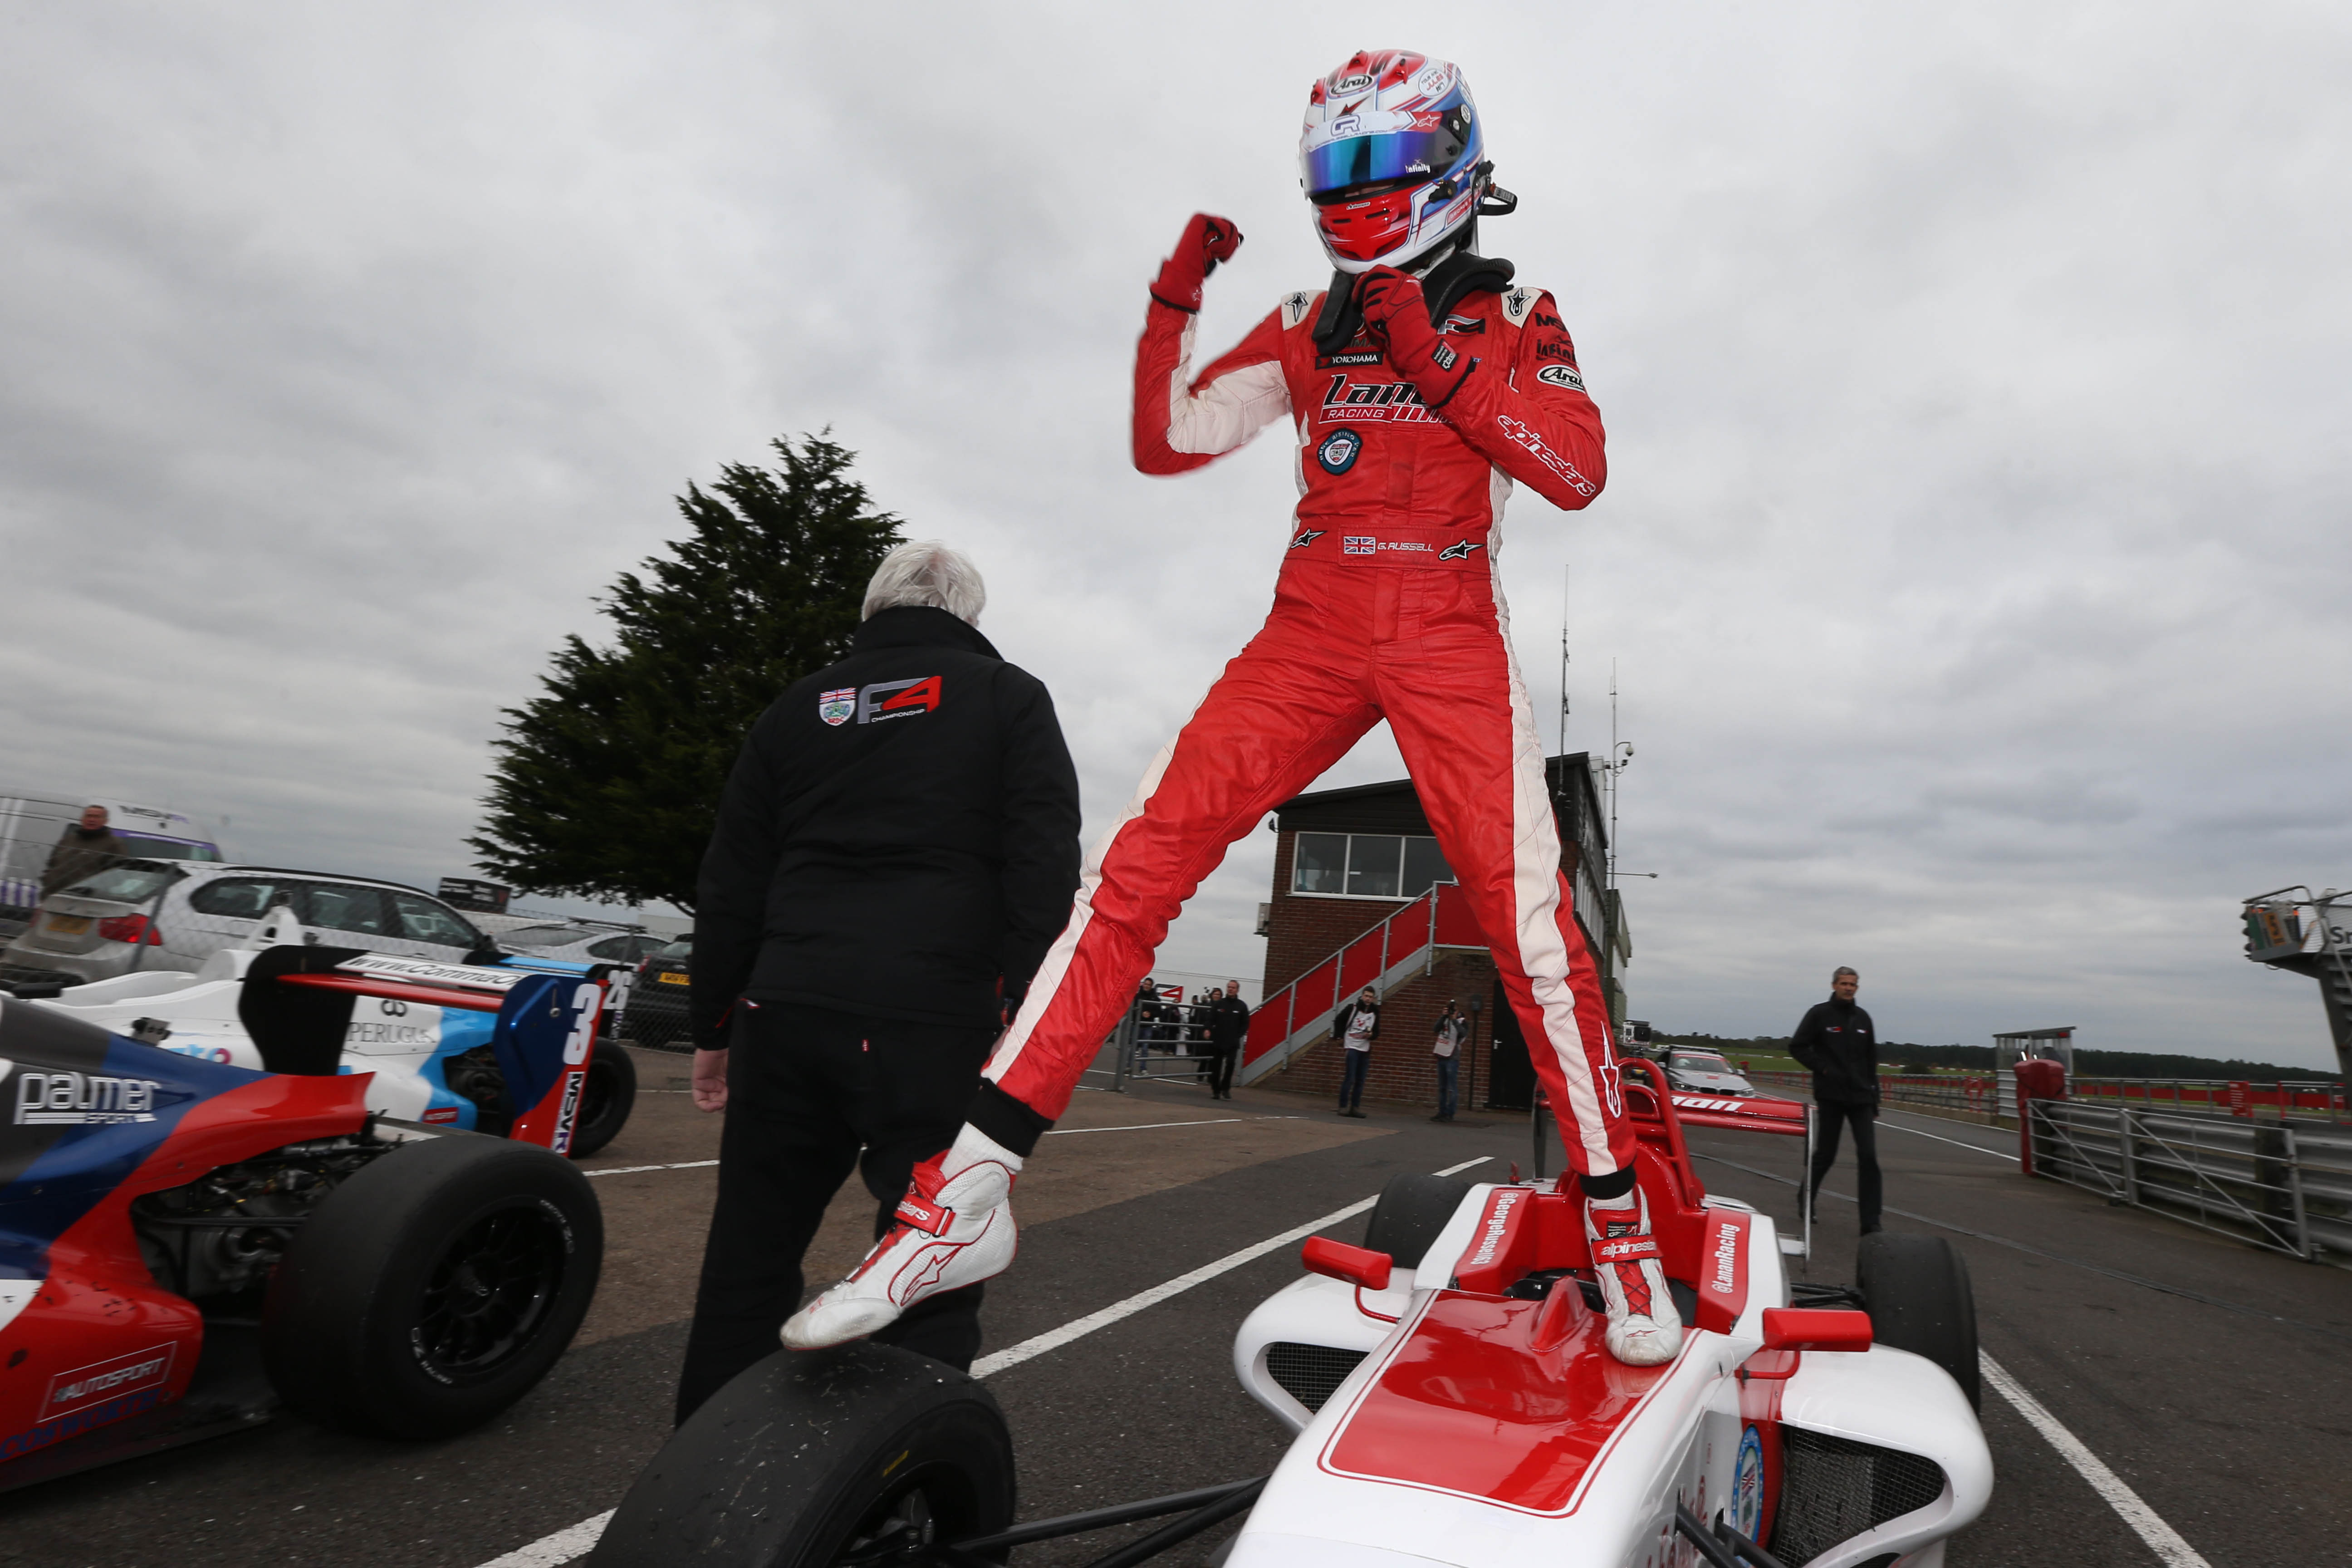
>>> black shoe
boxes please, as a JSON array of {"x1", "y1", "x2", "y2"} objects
[
  {"x1": 1860, "y1": 1222, "x2": 1883, "y2": 1235},
  {"x1": 1342, "y1": 1108, "x2": 1367, "y2": 1118}
]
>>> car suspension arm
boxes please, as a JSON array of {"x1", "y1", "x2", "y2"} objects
[
  {"x1": 1672, "y1": 1504, "x2": 1794, "y2": 1568},
  {"x1": 941, "y1": 1475, "x2": 1268, "y2": 1567}
]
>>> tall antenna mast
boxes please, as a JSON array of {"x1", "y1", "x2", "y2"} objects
[
  {"x1": 1556, "y1": 565, "x2": 1571, "y2": 764},
  {"x1": 1606, "y1": 661, "x2": 1630, "y2": 893}
]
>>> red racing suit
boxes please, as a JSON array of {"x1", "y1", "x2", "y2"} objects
[{"x1": 975, "y1": 276, "x2": 1636, "y2": 1179}]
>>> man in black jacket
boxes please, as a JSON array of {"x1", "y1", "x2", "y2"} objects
[
  {"x1": 1205, "y1": 981, "x2": 1250, "y2": 1100},
  {"x1": 675, "y1": 541, "x2": 1081, "y2": 1422},
  {"x1": 1789, "y1": 966, "x2": 1882, "y2": 1234}
]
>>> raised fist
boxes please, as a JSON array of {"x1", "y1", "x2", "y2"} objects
[{"x1": 1150, "y1": 212, "x2": 1245, "y2": 313}]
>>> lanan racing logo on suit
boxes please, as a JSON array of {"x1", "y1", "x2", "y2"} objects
[
  {"x1": 818, "y1": 687, "x2": 856, "y2": 727},
  {"x1": 857, "y1": 676, "x2": 943, "y2": 725}
]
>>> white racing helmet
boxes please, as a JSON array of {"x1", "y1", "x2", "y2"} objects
[{"x1": 1300, "y1": 50, "x2": 1489, "y2": 274}]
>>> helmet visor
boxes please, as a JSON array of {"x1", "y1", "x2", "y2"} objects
[{"x1": 1303, "y1": 106, "x2": 1474, "y2": 201}]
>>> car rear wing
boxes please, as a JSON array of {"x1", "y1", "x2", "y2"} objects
[{"x1": 247, "y1": 949, "x2": 603, "y2": 1155}]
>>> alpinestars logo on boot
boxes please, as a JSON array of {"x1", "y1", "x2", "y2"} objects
[{"x1": 856, "y1": 676, "x2": 943, "y2": 725}]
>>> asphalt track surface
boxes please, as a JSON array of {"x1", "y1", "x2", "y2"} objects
[{"x1": 2, "y1": 1056, "x2": 2345, "y2": 1568}]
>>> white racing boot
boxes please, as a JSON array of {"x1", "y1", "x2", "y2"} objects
[
  {"x1": 783, "y1": 1124, "x2": 1022, "y2": 1351},
  {"x1": 1584, "y1": 1185, "x2": 1684, "y2": 1367}
]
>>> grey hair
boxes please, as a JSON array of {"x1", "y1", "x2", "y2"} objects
[
  {"x1": 862, "y1": 540, "x2": 986, "y2": 626},
  {"x1": 1833, "y1": 966, "x2": 1858, "y2": 981}
]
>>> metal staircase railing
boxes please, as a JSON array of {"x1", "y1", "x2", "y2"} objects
[{"x1": 1235, "y1": 882, "x2": 1486, "y2": 1088}]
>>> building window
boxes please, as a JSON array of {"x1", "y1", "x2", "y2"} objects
[{"x1": 1292, "y1": 833, "x2": 1455, "y2": 899}]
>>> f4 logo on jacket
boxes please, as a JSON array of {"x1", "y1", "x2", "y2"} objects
[{"x1": 855, "y1": 676, "x2": 943, "y2": 725}]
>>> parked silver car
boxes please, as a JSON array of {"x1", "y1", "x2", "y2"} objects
[
  {"x1": 1661, "y1": 1045, "x2": 1757, "y2": 1097},
  {"x1": 0, "y1": 861, "x2": 497, "y2": 992},
  {"x1": 496, "y1": 921, "x2": 671, "y2": 967}
]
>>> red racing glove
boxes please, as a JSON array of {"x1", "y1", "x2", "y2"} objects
[
  {"x1": 1149, "y1": 212, "x2": 1244, "y2": 314},
  {"x1": 1357, "y1": 265, "x2": 1474, "y2": 410}
]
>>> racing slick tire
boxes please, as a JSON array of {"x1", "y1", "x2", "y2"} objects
[
  {"x1": 1363, "y1": 1172, "x2": 1474, "y2": 1270},
  {"x1": 1857, "y1": 1230, "x2": 1979, "y2": 1410},
  {"x1": 567, "y1": 1036, "x2": 637, "y2": 1159},
  {"x1": 586, "y1": 1343, "x2": 1016, "y2": 1568},
  {"x1": 262, "y1": 1132, "x2": 603, "y2": 1439}
]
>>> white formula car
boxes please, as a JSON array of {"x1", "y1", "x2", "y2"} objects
[
  {"x1": 24, "y1": 909, "x2": 637, "y2": 1157},
  {"x1": 585, "y1": 1061, "x2": 1991, "y2": 1568}
]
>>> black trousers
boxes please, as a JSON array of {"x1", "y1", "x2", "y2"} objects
[
  {"x1": 1809, "y1": 1100, "x2": 1883, "y2": 1231},
  {"x1": 1208, "y1": 1042, "x2": 1238, "y2": 1096},
  {"x1": 674, "y1": 1001, "x2": 996, "y2": 1425}
]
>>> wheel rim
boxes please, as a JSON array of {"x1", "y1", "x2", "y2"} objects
[
  {"x1": 411, "y1": 1202, "x2": 567, "y2": 1382},
  {"x1": 819, "y1": 1463, "x2": 980, "y2": 1567}
]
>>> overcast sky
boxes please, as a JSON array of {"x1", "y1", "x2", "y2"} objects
[{"x1": 5, "y1": 3, "x2": 2348, "y2": 1068}]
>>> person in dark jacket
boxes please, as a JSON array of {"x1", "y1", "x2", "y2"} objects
[
  {"x1": 1331, "y1": 986, "x2": 1380, "y2": 1118},
  {"x1": 675, "y1": 541, "x2": 1081, "y2": 1423},
  {"x1": 1788, "y1": 966, "x2": 1882, "y2": 1234},
  {"x1": 41, "y1": 806, "x2": 127, "y2": 895},
  {"x1": 1205, "y1": 981, "x2": 1250, "y2": 1100}
]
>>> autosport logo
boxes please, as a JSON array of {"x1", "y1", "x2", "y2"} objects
[
  {"x1": 44, "y1": 1343, "x2": 175, "y2": 1416},
  {"x1": 1465, "y1": 1188, "x2": 1523, "y2": 1268},
  {"x1": 11, "y1": 1066, "x2": 160, "y2": 1126}
]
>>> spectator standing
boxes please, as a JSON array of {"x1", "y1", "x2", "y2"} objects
[
  {"x1": 1431, "y1": 1000, "x2": 1467, "y2": 1122},
  {"x1": 1331, "y1": 985, "x2": 1380, "y2": 1118},
  {"x1": 1205, "y1": 980, "x2": 1250, "y2": 1100},
  {"x1": 42, "y1": 805, "x2": 126, "y2": 895},
  {"x1": 1789, "y1": 966, "x2": 1882, "y2": 1235},
  {"x1": 674, "y1": 542, "x2": 1081, "y2": 1423}
]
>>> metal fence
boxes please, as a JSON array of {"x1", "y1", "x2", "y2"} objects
[
  {"x1": 1081, "y1": 995, "x2": 1227, "y2": 1092},
  {"x1": 1746, "y1": 1069, "x2": 2000, "y2": 1117},
  {"x1": 2024, "y1": 1098, "x2": 2352, "y2": 1263},
  {"x1": 1746, "y1": 1068, "x2": 2349, "y2": 1127}
]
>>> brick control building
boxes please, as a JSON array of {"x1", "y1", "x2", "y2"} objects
[{"x1": 1253, "y1": 755, "x2": 1625, "y2": 1113}]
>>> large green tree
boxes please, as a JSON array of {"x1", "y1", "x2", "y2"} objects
[{"x1": 470, "y1": 433, "x2": 903, "y2": 911}]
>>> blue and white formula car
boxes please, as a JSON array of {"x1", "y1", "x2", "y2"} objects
[
  {"x1": 28, "y1": 911, "x2": 636, "y2": 1157},
  {"x1": 588, "y1": 1062, "x2": 1991, "y2": 1568},
  {"x1": 0, "y1": 968, "x2": 603, "y2": 1489}
]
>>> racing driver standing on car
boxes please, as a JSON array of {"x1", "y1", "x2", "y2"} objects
[{"x1": 785, "y1": 50, "x2": 1682, "y2": 1368}]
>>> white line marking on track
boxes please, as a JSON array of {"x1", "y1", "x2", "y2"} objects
[
  {"x1": 1981, "y1": 1351, "x2": 2212, "y2": 1568},
  {"x1": 471, "y1": 1155, "x2": 1492, "y2": 1568},
  {"x1": 970, "y1": 1155, "x2": 1492, "y2": 1378},
  {"x1": 1876, "y1": 1114, "x2": 2019, "y2": 1161},
  {"x1": 579, "y1": 1160, "x2": 719, "y2": 1178},
  {"x1": 473, "y1": 1509, "x2": 617, "y2": 1568},
  {"x1": 1047, "y1": 1116, "x2": 1302, "y2": 1135}
]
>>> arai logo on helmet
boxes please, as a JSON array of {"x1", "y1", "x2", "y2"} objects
[
  {"x1": 1317, "y1": 428, "x2": 1364, "y2": 475},
  {"x1": 1331, "y1": 72, "x2": 1374, "y2": 95}
]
